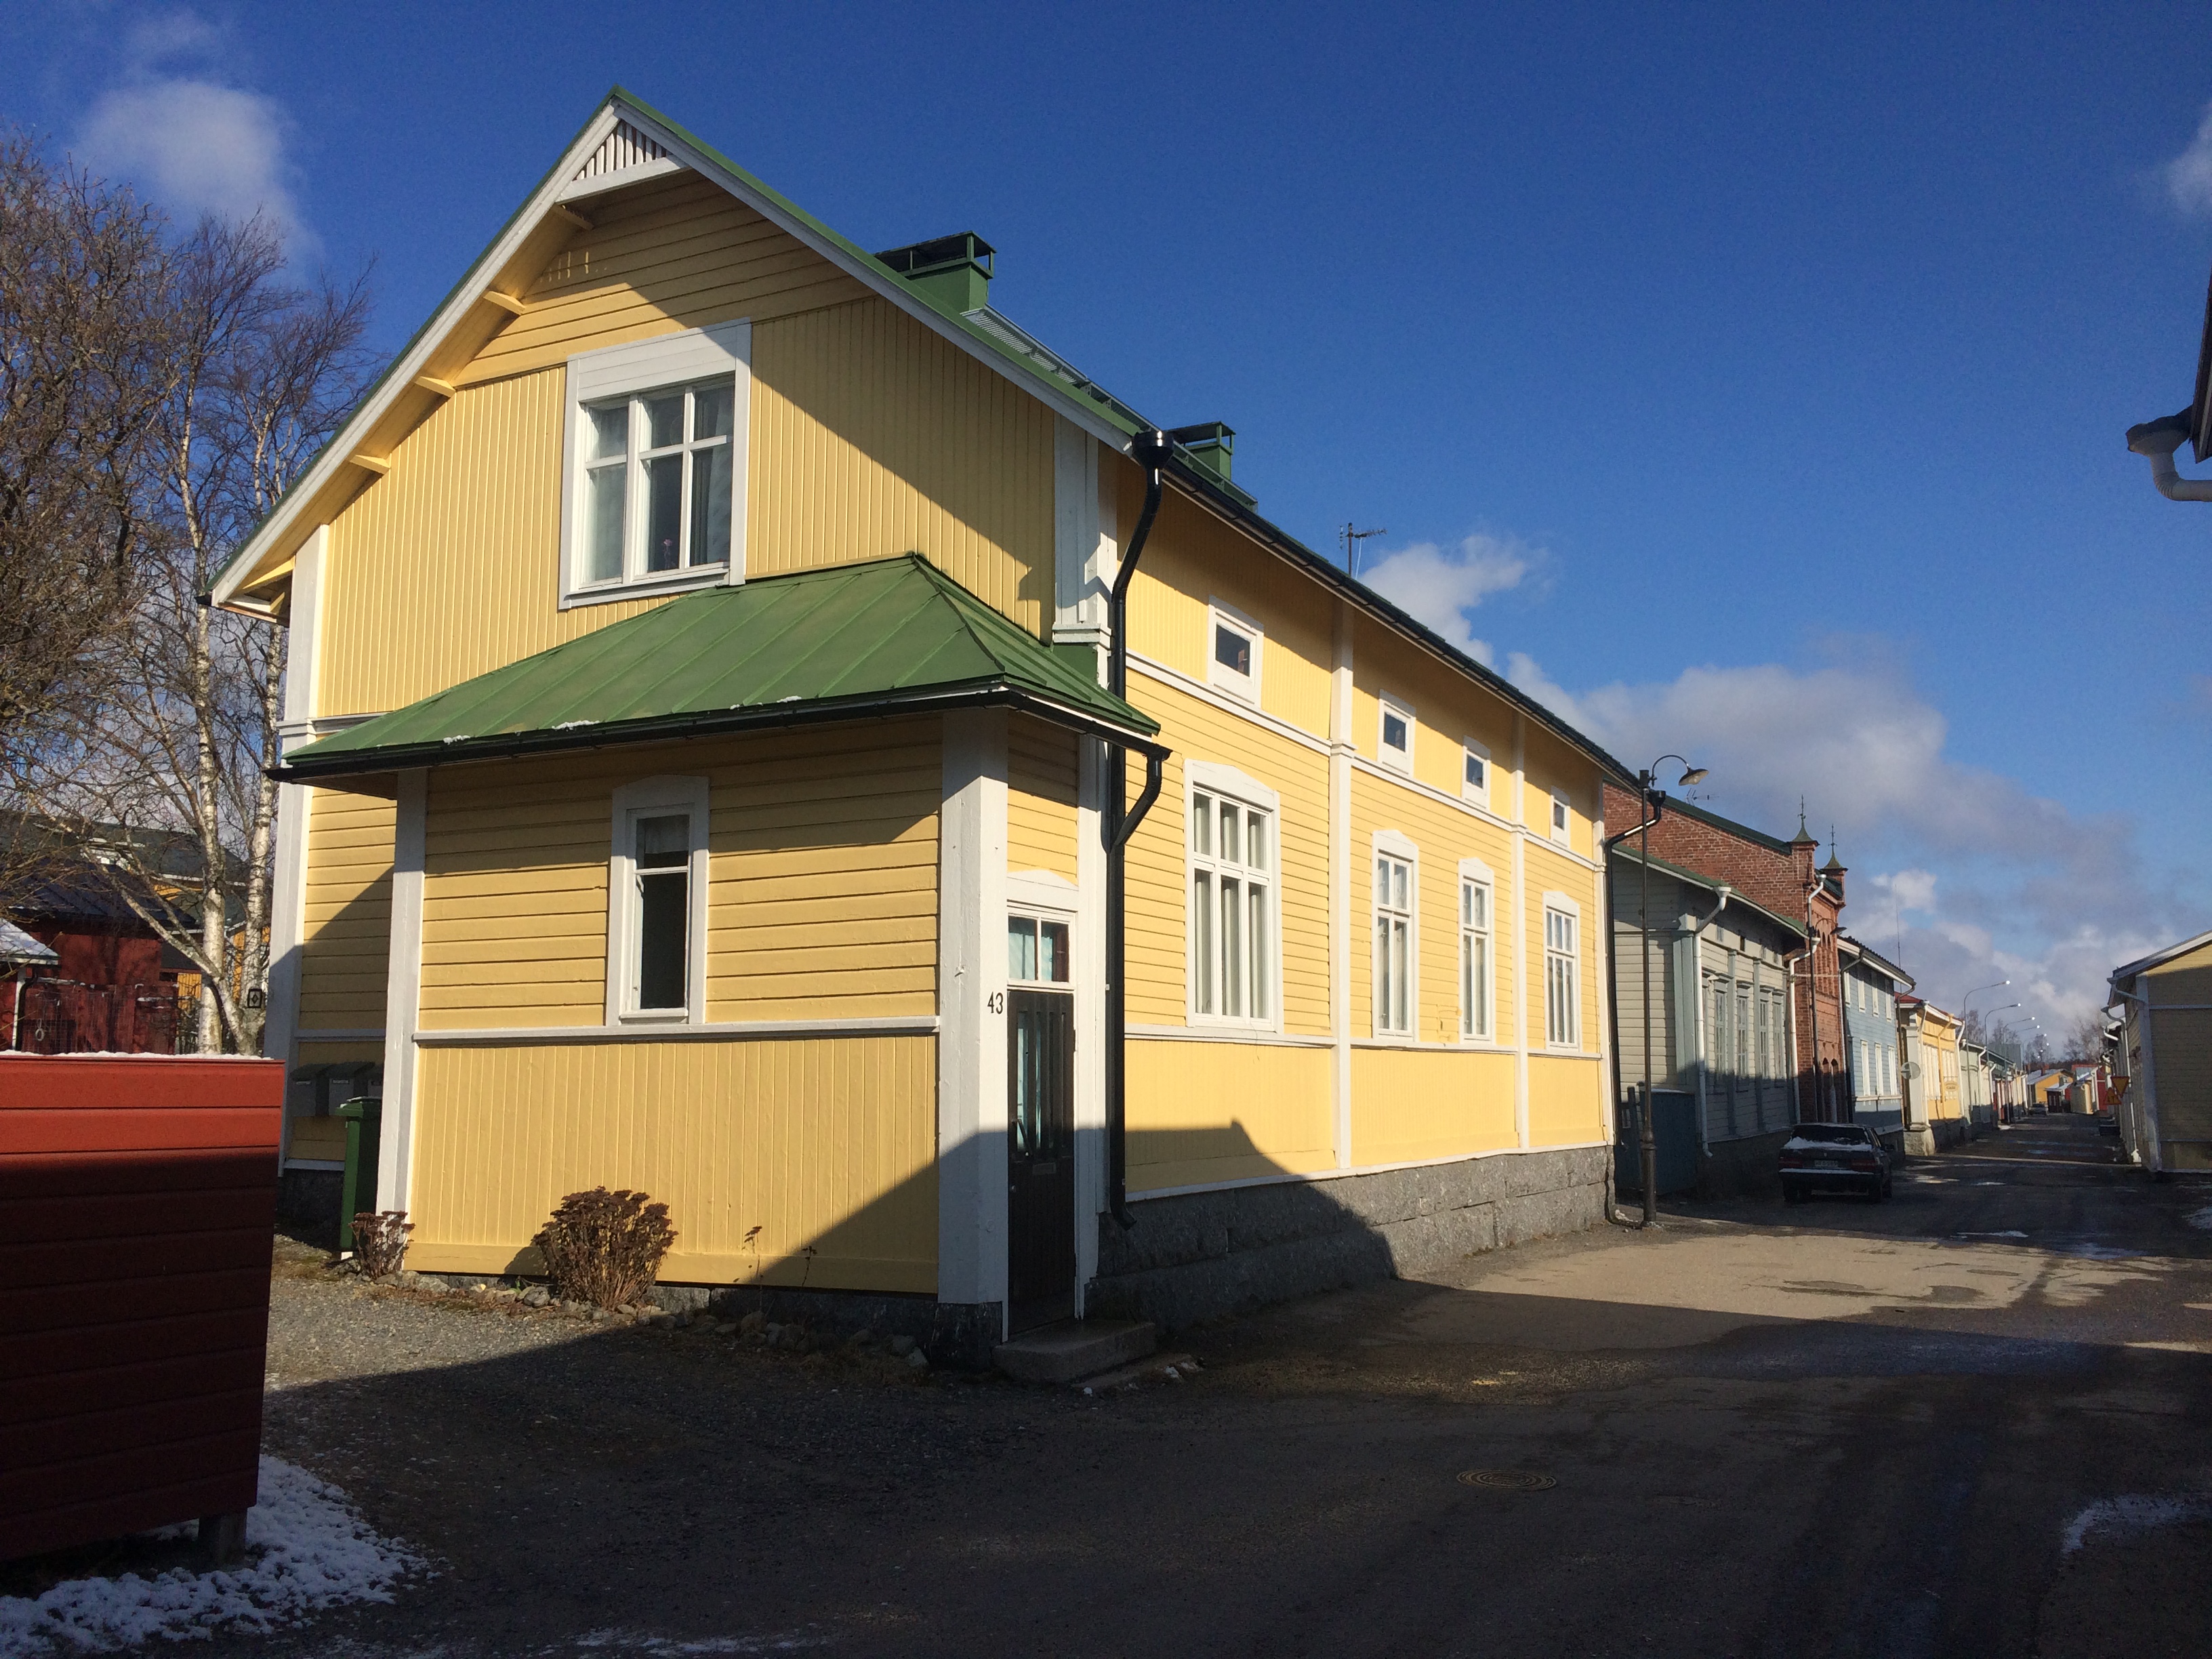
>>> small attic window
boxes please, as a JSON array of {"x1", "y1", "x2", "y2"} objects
[
  {"x1": 1378, "y1": 696, "x2": 1413, "y2": 773},
  {"x1": 1207, "y1": 600, "x2": 1261, "y2": 703}
]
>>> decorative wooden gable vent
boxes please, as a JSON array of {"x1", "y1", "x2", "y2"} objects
[{"x1": 574, "y1": 120, "x2": 669, "y2": 181}]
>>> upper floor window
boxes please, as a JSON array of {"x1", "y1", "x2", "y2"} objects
[
  {"x1": 1458, "y1": 860, "x2": 1493, "y2": 1040},
  {"x1": 581, "y1": 380, "x2": 733, "y2": 582},
  {"x1": 1462, "y1": 740, "x2": 1491, "y2": 809},
  {"x1": 1378, "y1": 695, "x2": 1414, "y2": 773},
  {"x1": 1549, "y1": 792, "x2": 1570, "y2": 845},
  {"x1": 1189, "y1": 773, "x2": 1275, "y2": 1026},
  {"x1": 1208, "y1": 600, "x2": 1261, "y2": 703},
  {"x1": 564, "y1": 321, "x2": 750, "y2": 607},
  {"x1": 1544, "y1": 898, "x2": 1580, "y2": 1048},
  {"x1": 1374, "y1": 842, "x2": 1414, "y2": 1036}
]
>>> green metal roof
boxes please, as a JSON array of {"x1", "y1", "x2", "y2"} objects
[{"x1": 276, "y1": 554, "x2": 1160, "y2": 781}]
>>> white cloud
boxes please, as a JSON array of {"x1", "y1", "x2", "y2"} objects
[
  {"x1": 1359, "y1": 533, "x2": 1536, "y2": 665},
  {"x1": 2165, "y1": 102, "x2": 2212, "y2": 218},
  {"x1": 73, "y1": 10, "x2": 312, "y2": 250},
  {"x1": 1508, "y1": 650, "x2": 2207, "y2": 1033}
]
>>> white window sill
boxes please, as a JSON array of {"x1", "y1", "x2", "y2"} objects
[{"x1": 561, "y1": 565, "x2": 731, "y2": 611}]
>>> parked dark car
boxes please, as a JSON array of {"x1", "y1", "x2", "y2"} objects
[{"x1": 1779, "y1": 1122, "x2": 1891, "y2": 1203}]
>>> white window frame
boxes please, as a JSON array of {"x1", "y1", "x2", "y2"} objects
[
  {"x1": 1184, "y1": 761, "x2": 1282, "y2": 1032},
  {"x1": 1205, "y1": 598, "x2": 1263, "y2": 705},
  {"x1": 1372, "y1": 829, "x2": 1418, "y2": 1038},
  {"x1": 605, "y1": 775, "x2": 710, "y2": 1026},
  {"x1": 1376, "y1": 694, "x2": 1415, "y2": 775},
  {"x1": 1542, "y1": 891, "x2": 1581, "y2": 1050},
  {"x1": 1549, "y1": 790, "x2": 1570, "y2": 846},
  {"x1": 1460, "y1": 738, "x2": 1492, "y2": 810},
  {"x1": 562, "y1": 321, "x2": 752, "y2": 609},
  {"x1": 1457, "y1": 856, "x2": 1495, "y2": 1042}
]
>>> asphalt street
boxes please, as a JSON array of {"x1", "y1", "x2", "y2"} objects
[{"x1": 241, "y1": 1111, "x2": 2212, "y2": 1658}]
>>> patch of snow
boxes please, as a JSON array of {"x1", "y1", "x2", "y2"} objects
[
  {"x1": 571, "y1": 1632, "x2": 832, "y2": 1655},
  {"x1": 2062, "y1": 1493, "x2": 2212, "y2": 1555},
  {"x1": 2056, "y1": 1240, "x2": 2148, "y2": 1261},
  {"x1": 1957, "y1": 1231, "x2": 2029, "y2": 1240},
  {"x1": 2186, "y1": 1205, "x2": 2212, "y2": 1231},
  {"x1": 0, "y1": 1456, "x2": 422, "y2": 1656}
]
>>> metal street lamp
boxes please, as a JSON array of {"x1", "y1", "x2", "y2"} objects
[
  {"x1": 1963, "y1": 980, "x2": 2009, "y2": 1013},
  {"x1": 1635, "y1": 754, "x2": 1707, "y2": 1228}
]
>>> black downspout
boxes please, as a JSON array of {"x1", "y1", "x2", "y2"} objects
[
  {"x1": 1104, "y1": 429, "x2": 1173, "y2": 1228},
  {"x1": 1602, "y1": 795, "x2": 1663, "y2": 1227}
]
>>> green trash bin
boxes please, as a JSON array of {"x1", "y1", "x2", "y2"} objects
[{"x1": 335, "y1": 1094, "x2": 384, "y2": 1254}]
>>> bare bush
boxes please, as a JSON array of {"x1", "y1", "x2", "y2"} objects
[
  {"x1": 352, "y1": 1211, "x2": 412, "y2": 1277},
  {"x1": 533, "y1": 1187, "x2": 677, "y2": 1308}
]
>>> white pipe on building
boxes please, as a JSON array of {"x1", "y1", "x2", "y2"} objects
[{"x1": 2127, "y1": 412, "x2": 2212, "y2": 502}]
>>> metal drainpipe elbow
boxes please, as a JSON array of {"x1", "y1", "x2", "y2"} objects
[{"x1": 2127, "y1": 411, "x2": 2212, "y2": 501}]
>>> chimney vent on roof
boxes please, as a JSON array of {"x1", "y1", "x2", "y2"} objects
[
  {"x1": 1167, "y1": 422, "x2": 1235, "y2": 483},
  {"x1": 875, "y1": 232, "x2": 994, "y2": 314}
]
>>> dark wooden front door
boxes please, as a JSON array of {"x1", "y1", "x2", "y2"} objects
[{"x1": 1006, "y1": 987, "x2": 1076, "y2": 1331}]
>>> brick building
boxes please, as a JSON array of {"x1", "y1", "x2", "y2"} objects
[{"x1": 1603, "y1": 785, "x2": 1850, "y2": 1122}]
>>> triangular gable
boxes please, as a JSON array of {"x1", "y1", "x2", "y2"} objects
[{"x1": 209, "y1": 87, "x2": 1134, "y2": 613}]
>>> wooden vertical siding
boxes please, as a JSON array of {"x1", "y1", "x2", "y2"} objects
[
  {"x1": 1121, "y1": 674, "x2": 1332, "y2": 1034},
  {"x1": 1123, "y1": 492, "x2": 1336, "y2": 739},
  {"x1": 407, "y1": 1035, "x2": 937, "y2": 1290},
  {"x1": 1349, "y1": 1048, "x2": 1519, "y2": 1167},
  {"x1": 749, "y1": 297, "x2": 1055, "y2": 633},
  {"x1": 1528, "y1": 1054, "x2": 1607, "y2": 1147},
  {"x1": 0, "y1": 1057, "x2": 282, "y2": 1559},
  {"x1": 297, "y1": 781, "x2": 396, "y2": 1032},
  {"x1": 1007, "y1": 717, "x2": 1078, "y2": 882},
  {"x1": 1349, "y1": 766, "x2": 1519, "y2": 1047},
  {"x1": 316, "y1": 180, "x2": 1054, "y2": 721},
  {"x1": 315, "y1": 367, "x2": 676, "y2": 718},
  {"x1": 1125, "y1": 1040, "x2": 1335, "y2": 1192},
  {"x1": 459, "y1": 173, "x2": 868, "y2": 386},
  {"x1": 417, "y1": 723, "x2": 941, "y2": 1031}
]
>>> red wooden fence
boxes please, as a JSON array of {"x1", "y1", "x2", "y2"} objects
[{"x1": 0, "y1": 1054, "x2": 283, "y2": 1560}]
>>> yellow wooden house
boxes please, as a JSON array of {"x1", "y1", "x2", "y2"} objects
[
  {"x1": 1899, "y1": 996, "x2": 1965, "y2": 1154},
  {"x1": 216, "y1": 89, "x2": 1635, "y2": 1353}
]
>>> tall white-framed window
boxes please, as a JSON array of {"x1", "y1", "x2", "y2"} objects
[
  {"x1": 1461, "y1": 739, "x2": 1492, "y2": 810},
  {"x1": 1755, "y1": 989, "x2": 1773, "y2": 1079},
  {"x1": 1376, "y1": 695, "x2": 1414, "y2": 774},
  {"x1": 1207, "y1": 599, "x2": 1262, "y2": 704},
  {"x1": 1543, "y1": 894, "x2": 1580, "y2": 1048},
  {"x1": 1373, "y1": 831, "x2": 1417, "y2": 1036},
  {"x1": 563, "y1": 321, "x2": 751, "y2": 607},
  {"x1": 1457, "y1": 857, "x2": 1494, "y2": 1040},
  {"x1": 1187, "y1": 762, "x2": 1278, "y2": 1028},
  {"x1": 1549, "y1": 791, "x2": 1570, "y2": 846},
  {"x1": 605, "y1": 775, "x2": 710, "y2": 1025}
]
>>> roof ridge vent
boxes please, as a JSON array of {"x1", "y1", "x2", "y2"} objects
[{"x1": 876, "y1": 232, "x2": 994, "y2": 314}]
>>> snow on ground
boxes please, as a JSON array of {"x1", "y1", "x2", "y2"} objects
[
  {"x1": 0, "y1": 1456, "x2": 422, "y2": 1655},
  {"x1": 2186, "y1": 1204, "x2": 2212, "y2": 1231},
  {"x1": 2062, "y1": 1493, "x2": 2212, "y2": 1555}
]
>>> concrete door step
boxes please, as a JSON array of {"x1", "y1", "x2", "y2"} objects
[
  {"x1": 1072, "y1": 1352, "x2": 1197, "y2": 1393},
  {"x1": 993, "y1": 1319, "x2": 1155, "y2": 1385}
]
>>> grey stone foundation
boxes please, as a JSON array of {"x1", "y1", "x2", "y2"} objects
[{"x1": 1087, "y1": 1146, "x2": 1608, "y2": 1332}]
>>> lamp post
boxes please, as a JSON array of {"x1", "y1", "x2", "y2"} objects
[{"x1": 1635, "y1": 754, "x2": 1708, "y2": 1227}]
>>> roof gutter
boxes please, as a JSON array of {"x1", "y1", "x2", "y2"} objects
[
  {"x1": 267, "y1": 678, "x2": 1166, "y2": 784},
  {"x1": 1103, "y1": 428, "x2": 1174, "y2": 1231}
]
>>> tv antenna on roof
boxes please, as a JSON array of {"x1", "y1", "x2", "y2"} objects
[{"x1": 1341, "y1": 523, "x2": 1387, "y2": 577}]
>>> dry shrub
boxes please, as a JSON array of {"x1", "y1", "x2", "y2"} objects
[
  {"x1": 533, "y1": 1187, "x2": 677, "y2": 1307},
  {"x1": 352, "y1": 1211, "x2": 412, "y2": 1277}
]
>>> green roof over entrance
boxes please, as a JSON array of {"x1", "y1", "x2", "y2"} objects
[{"x1": 276, "y1": 554, "x2": 1162, "y2": 781}]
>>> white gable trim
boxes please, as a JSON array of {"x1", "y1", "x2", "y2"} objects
[{"x1": 215, "y1": 94, "x2": 1137, "y2": 613}]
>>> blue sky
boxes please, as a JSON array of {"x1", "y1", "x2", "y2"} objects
[{"x1": 8, "y1": 2, "x2": 2208, "y2": 1040}]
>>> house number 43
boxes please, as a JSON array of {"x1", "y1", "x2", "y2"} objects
[{"x1": 986, "y1": 991, "x2": 1006, "y2": 1014}]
